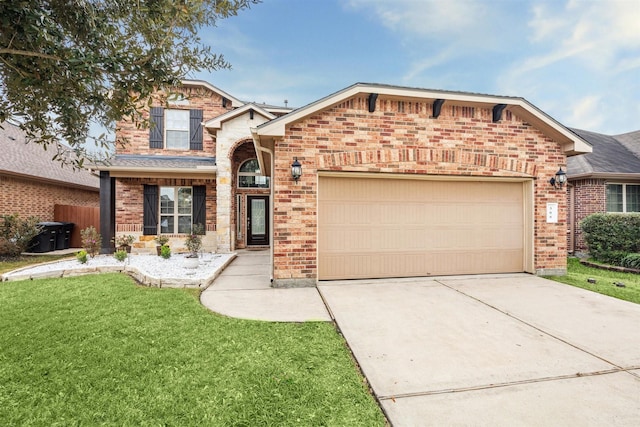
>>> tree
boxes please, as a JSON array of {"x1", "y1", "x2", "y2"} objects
[{"x1": 0, "y1": 0, "x2": 259, "y2": 167}]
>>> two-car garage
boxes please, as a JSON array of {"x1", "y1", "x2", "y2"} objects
[{"x1": 318, "y1": 175, "x2": 533, "y2": 280}]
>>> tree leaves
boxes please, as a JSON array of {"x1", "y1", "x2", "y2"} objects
[{"x1": 0, "y1": 0, "x2": 259, "y2": 168}]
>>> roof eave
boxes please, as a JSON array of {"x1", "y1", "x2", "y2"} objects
[
  {"x1": 0, "y1": 170, "x2": 99, "y2": 191},
  {"x1": 255, "y1": 83, "x2": 592, "y2": 156},
  {"x1": 180, "y1": 80, "x2": 243, "y2": 107}
]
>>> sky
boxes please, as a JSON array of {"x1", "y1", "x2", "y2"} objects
[{"x1": 191, "y1": 0, "x2": 640, "y2": 135}]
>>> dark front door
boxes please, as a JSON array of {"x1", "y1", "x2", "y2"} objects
[{"x1": 247, "y1": 195, "x2": 269, "y2": 246}]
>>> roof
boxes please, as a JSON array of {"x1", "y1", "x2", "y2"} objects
[
  {"x1": 93, "y1": 154, "x2": 217, "y2": 178},
  {"x1": 181, "y1": 80, "x2": 244, "y2": 108},
  {"x1": 204, "y1": 103, "x2": 277, "y2": 129},
  {"x1": 0, "y1": 122, "x2": 99, "y2": 191},
  {"x1": 254, "y1": 82, "x2": 592, "y2": 155},
  {"x1": 568, "y1": 129, "x2": 640, "y2": 179},
  {"x1": 252, "y1": 82, "x2": 592, "y2": 175}
]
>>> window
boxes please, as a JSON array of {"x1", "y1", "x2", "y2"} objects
[
  {"x1": 238, "y1": 159, "x2": 269, "y2": 188},
  {"x1": 606, "y1": 184, "x2": 640, "y2": 213},
  {"x1": 165, "y1": 109, "x2": 190, "y2": 149},
  {"x1": 160, "y1": 187, "x2": 192, "y2": 233}
]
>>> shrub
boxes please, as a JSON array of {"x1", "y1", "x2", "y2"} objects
[
  {"x1": 185, "y1": 223, "x2": 204, "y2": 254},
  {"x1": 621, "y1": 253, "x2": 640, "y2": 269},
  {"x1": 114, "y1": 249, "x2": 128, "y2": 262},
  {"x1": 0, "y1": 214, "x2": 42, "y2": 257},
  {"x1": 80, "y1": 226, "x2": 102, "y2": 258},
  {"x1": 161, "y1": 245, "x2": 171, "y2": 259},
  {"x1": 76, "y1": 250, "x2": 88, "y2": 264},
  {"x1": 113, "y1": 234, "x2": 135, "y2": 247},
  {"x1": 154, "y1": 235, "x2": 170, "y2": 246},
  {"x1": 581, "y1": 213, "x2": 640, "y2": 263}
]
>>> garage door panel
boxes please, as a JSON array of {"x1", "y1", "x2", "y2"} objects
[{"x1": 319, "y1": 177, "x2": 526, "y2": 280}]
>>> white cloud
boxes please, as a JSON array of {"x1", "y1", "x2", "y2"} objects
[{"x1": 566, "y1": 95, "x2": 603, "y2": 131}]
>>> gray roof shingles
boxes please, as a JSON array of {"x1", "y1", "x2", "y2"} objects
[
  {"x1": 568, "y1": 128, "x2": 640, "y2": 177},
  {"x1": 105, "y1": 154, "x2": 216, "y2": 169},
  {"x1": 0, "y1": 123, "x2": 99, "y2": 190}
]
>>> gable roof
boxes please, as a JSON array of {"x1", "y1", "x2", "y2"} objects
[
  {"x1": 204, "y1": 103, "x2": 277, "y2": 129},
  {"x1": 181, "y1": 80, "x2": 244, "y2": 108},
  {"x1": 0, "y1": 122, "x2": 99, "y2": 191},
  {"x1": 254, "y1": 82, "x2": 592, "y2": 156},
  {"x1": 568, "y1": 129, "x2": 640, "y2": 179}
]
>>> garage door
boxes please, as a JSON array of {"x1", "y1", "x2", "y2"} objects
[{"x1": 318, "y1": 176, "x2": 526, "y2": 280}]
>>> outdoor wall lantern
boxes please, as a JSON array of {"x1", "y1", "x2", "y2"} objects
[
  {"x1": 291, "y1": 157, "x2": 302, "y2": 182},
  {"x1": 549, "y1": 167, "x2": 567, "y2": 189}
]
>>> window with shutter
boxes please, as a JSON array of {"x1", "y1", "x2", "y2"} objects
[
  {"x1": 190, "y1": 110, "x2": 203, "y2": 150},
  {"x1": 192, "y1": 186, "x2": 206, "y2": 232},
  {"x1": 143, "y1": 185, "x2": 158, "y2": 235},
  {"x1": 149, "y1": 107, "x2": 164, "y2": 148}
]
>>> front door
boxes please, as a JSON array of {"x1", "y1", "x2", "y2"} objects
[{"x1": 247, "y1": 195, "x2": 269, "y2": 246}]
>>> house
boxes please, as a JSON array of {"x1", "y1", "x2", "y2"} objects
[
  {"x1": 0, "y1": 122, "x2": 100, "y2": 222},
  {"x1": 567, "y1": 128, "x2": 640, "y2": 253},
  {"x1": 97, "y1": 80, "x2": 591, "y2": 285}
]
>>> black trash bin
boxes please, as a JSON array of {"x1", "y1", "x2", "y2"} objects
[
  {"x1": 30, "y1": 222, "x2": 63, "y2": 253},
  {"x1": 56, "y1": 222, "x2": 75, "y2": 250}
]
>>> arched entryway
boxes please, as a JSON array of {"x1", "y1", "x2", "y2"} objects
[{"x1": 231, "y1": 140, "x2": 270, "y2": 249}]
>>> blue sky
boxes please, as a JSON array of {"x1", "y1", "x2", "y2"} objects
[{"x1": 192, "y1": 0, "x2": 639, "y2": 135}]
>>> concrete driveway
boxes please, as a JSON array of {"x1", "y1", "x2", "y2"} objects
[{"x1": 317, "y1": 274, "x2": 640, "y2": 426}]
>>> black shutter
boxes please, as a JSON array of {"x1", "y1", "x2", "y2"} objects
[
  {"x1": 149, "y1": 107, "x2": 164, "y2": 148},
  {"x1": 189, "y1": 109, "x2": 203, "y2": 150},
  {"x1": 143, "y1": 185, "x2": 158, "y2": 235},
  {"x1": 192, "y1": 185, "x2": 206, "y2": 233}
]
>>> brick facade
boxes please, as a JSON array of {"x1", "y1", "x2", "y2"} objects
[
  {"x1": 569, "y1": 178, "x2": 606, "y2": 252},
  {"x1": 0, "y1": 174, "x2": 99, "y2": 220},
  {"x1": 114, "y1": 177, "x2": 216, "y2": 253},
  {"x1": 272, "y1": 95, "x2": 569, "y2": 282},
  {"x1": 116, "y1": 86, "x2": 231, "y2": 157}
]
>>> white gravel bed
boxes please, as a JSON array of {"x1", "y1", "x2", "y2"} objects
[{"x1": 2, "y1": 253, "x2": 236, "y2": 288}]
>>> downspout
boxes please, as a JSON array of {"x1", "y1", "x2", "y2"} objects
[{"x1": 255, "y1": 144, "x2": 275, "y2": 283}]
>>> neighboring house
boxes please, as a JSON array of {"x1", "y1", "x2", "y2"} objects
[
  {"x1": 567, "y1": 128, "x2": 640, "y2": 253},
  {"x1": 97, "y1": 80, "x2": 591, "y2": 285},
  {"x1": 0, "y1": 122, "x2": 100, "y2": 221}
]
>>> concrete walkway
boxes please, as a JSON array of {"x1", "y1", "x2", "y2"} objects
[
  {"x1": 200, "y1": 249, "x2": 331, "y2": 322},
  {"x1": 318, "y1": 274, "x2": 640, "y2": 426}
]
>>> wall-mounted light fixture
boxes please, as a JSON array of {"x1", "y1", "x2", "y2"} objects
[
  {"x1": 549, "y1": 167, "x2": 567, "y2": 189},
  {"x1": 291, "y1": 157, "x2": 302, "y2": 182}
]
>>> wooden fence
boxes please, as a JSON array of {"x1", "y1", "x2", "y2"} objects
[{"x1": 54, "y1": 204, "x2": 100, "y2": 248}]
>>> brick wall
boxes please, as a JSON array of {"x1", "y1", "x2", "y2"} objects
[
  {"x1": 273, "y1": 95, "x2": 568, "y2": 281},
  {"x1": 116, "y1": 86, "x2": 231, "y2": 157},
  {"x1": 0, "y1": 174, "x2": 99, "y2": 220},
  {"x1": 570, "y1": 178, "x2": 605, "y2": 252}
]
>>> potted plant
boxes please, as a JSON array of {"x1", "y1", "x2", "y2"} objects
[
  {"x1": 113, "y1": 234, "x2": 135, "y2": 253},
  {"x1": 154, "y1": 234, "x2": 170, "y2": 256},
  {"x1": 183, "y1": 224, "x2": 204, "y2": 269}
]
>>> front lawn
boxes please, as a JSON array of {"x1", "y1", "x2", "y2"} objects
[
  {"x1": 0, "y1": 274, "x2": 385, "y2": 426},
  {"x1": 548, "y1": 258, "x2": 640, "y2": 304}
]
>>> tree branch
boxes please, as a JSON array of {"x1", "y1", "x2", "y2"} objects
[{"x1": 0, "y1": 48, "x2": 62, "y2": 62}]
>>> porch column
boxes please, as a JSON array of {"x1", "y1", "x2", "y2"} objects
[
  {"x1": 99, "y1": 171, "x2": 115, "y2": 254},
  {"x1": 216, "y1": 151, "x2": 233, "y2": 253}
]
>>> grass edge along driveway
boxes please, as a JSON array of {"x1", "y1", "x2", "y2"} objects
[
  {"x1": 0, "y1": 273, "x2": 385, "y2": 426},
  {"x1": 547, "y1": 257, "x2": 640, "y2": 304}
]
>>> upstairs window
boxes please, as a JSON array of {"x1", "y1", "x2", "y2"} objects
[
  {"x1": 165, "y1": 109, "x2": 190, "y2": 149},
  {"x1": 238, "y1": 159, "x2": 269, "y2": 188},
  {"x1": 149, "y1": 107, "x2": 203, "y2": 150},
  {"x1": 606, "y1": 184, "x2": 640, "y2": 213}
]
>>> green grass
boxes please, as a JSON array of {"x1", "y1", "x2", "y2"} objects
[
  {"x1": 548, "y1": 258, "x2": 640, "y2": 304},
  {"x1": 0, "y1": 254, "x2": 73, "y2": 274},
  {"x1": 0, "y1": 274, "x2": 385, "y2": 426}
]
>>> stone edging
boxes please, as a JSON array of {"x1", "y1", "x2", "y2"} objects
[
  {"x1": 1, "y1": 253, "x2": 237, "y2": 289},
  {"x1": 579, "y1": 259, "x2": 640, "y2": 275}
]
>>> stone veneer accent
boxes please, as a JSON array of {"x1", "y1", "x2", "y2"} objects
[{"x1": 271, "y1": 96, "x2": 569, "y2": 285}]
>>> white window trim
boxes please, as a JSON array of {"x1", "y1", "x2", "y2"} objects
[
  {"x1": 606, "y1": 182, "x2": 640, "y2": 213},
  {"x1": 159, "y1": 186, "x2": 193, "y2": 234},
  {"x1": 164, "y1": 109, "x2": 190, "y2": 150},
  {"x1": 237, "y1": 158, "x2": 270, "y2": 189}
]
